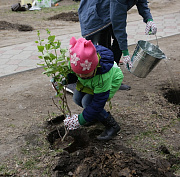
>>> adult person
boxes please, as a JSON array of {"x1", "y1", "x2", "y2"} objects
[
  {"x1": 78, "y1": 0, "x2": 157, "y2": 76},
  {"x1": 110, "y1": 0, "x2": 157, "y2": 68}
]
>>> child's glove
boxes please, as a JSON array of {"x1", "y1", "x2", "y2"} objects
[
  {"x1": 64, "y1": 114, "x2": 81, "y2": 130},
  {"x1": 145, "y1": 21, "x2": 157, "y2": 35},
  {"x1": 122, "y1": 50, "x2": 133, "y2": 70}
]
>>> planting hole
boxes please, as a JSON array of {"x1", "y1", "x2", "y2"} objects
[
  {"x1": 47, "y1": 128, "x2": 89, "y2": 153},
  {"x1": 163, "y1": 89, "x2": 180, "y2": 105}
]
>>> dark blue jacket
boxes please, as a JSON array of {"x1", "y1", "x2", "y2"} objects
[{"x1": 78, "y1": 0, "x2": 153, "y2": 50}]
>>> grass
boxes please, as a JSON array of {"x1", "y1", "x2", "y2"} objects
[
  {"x1": 41, "y1": 4, "x2": 79, "y2": 13},
  {"x1": 0, "y1": 121, "x2": 65, "y2": 176},
  {"x1": 0, "y1": 164, "x2": 16, "y2": 176}
]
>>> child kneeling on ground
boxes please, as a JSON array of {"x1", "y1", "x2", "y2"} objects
[{"x1": 64, "y1": 37, "x2": 124, "y2": 141}]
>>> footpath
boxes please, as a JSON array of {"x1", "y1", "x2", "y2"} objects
[{"x1": 0, "y1": 12, "x2": 180, "y2": 77}]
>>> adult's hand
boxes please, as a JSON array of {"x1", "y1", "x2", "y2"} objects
[
  {"x1": 145, "y1": 21, "x2": 157, "y2": 35},
  {"x1": 123, "y1": 55, "x2": 133, "y2": 70}
]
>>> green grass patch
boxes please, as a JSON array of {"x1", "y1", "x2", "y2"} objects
[
  {"x1": 0, "y1": 164, "x2": 16, "y2": 176},
  {"x1": 41, "y1": 4, "x2": 79, "y2": 13}
]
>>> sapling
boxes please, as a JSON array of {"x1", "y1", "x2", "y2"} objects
[{"x1": 36, "y1": 29, "x2": 72, "y2": 141}]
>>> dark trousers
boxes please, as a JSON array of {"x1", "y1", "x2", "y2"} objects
[{"x1": 86, "y1": 25, "x2": 122, "y2": 64}]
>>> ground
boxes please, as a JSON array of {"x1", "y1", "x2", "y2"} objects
[{"x1": 0, "y1": 0, "x2": 180, "y2": 176}]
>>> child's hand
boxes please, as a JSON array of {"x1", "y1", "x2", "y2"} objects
[{"x1": 64, "y1": 114, "x2": 81, "y2": 130}]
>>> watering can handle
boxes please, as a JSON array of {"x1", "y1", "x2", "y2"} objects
[
  {"x1": 155, "y1": 34, "x2": 159, "y2": 47},
  {"x1": 148, "y1": 32, "x2": 159, "y2": 47},
  {"x1": 126, "y1": 63, "x2": 130, "y2": 71}
]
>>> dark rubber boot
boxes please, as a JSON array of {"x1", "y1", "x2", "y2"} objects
[
  {"x1": 97, "y1": 113, "x2": 120, "y2": 141},
  {"x1": 83, "y1": 120, "x2": 98, "y2": 127}
]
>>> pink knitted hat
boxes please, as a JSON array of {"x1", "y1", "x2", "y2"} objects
[{"x1": 69, "y1": 37, "x2": 98, "y2": 74}]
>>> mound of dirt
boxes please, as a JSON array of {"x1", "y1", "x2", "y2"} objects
[
  {"x1": 46, "y1": 125, "x2": 178, "y2": 177},
  {"x1": 48, "y1": 11, "x2": 79, "y2": 22},
  {"x1": 0, "y1": 20, "x2": 33, "y2": 31}
]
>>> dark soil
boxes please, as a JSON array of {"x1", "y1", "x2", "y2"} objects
[
  {"x1": 48, "y1": 11, "x2": 79, "y2": 22},
  {"x1": 163, "y1": 89, "x2": 180, "y2": 105},
  {"x1": 43, "y1": 75, "x2": 180, "y2": 177},
  {"x1": 46, "y1": 124, "x2": 179, "y2": 177},
  {"x1": 0, "y1": 20, "x2": 33, "y2": 31},
  {"x1": 0, "y1": 11, "x2": 78, "y2": 31}
]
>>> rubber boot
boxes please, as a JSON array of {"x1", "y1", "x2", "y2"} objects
[
  {"x1": 83, "y1": 119, "x2": 98, "y2": 127},
  {"x1": 97, "y1": 113, "x2": 120, "y2": 141}
]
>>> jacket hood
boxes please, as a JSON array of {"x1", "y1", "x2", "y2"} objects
[{"x1": 94, "y1": 45, "x2": 114, "y2": 75}]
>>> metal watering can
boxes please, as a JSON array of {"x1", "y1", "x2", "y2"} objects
[{"x1": 128, "y1": 37, "x2": 167, "y2": 78}]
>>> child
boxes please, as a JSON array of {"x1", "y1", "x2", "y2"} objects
[{"x1": 64, "y1": 37, "x2": 124, "y2": 141}]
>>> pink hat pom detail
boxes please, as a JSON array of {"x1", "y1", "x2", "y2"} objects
[{"x1": 69, "y1": 37, "x2": 98, "y2": 74}]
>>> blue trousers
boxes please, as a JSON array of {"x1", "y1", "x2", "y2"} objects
[{"x1": 73, "y1": 89, "x2": 109, "y2": 122}]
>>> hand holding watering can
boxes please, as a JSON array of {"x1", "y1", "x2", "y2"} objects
[
  {"x1": 123, "y1": 20, "x2": 157, "y2": 71},
  {"x1": 122, "y1": 20, "x2": 166, "y2": 78}
]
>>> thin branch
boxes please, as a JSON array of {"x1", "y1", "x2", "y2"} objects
[
  {"x1": 61, "y1": 126, "x2": 69, "y2": 142},
  {"x1": 52, "y1": 97, "x2": 65, "y2": 116},
  {"x1": 51, "y1": 82, "x2": 59, "y2": 93},
  {"x1": 63, "y1": 87, "x2": 71, "y2": 117}
]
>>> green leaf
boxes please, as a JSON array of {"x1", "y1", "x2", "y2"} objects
[
  {"x1": 38, "y1": 56, "x2": 43, "y2": 59},
  {"x1": 46, "y1": 29, "x2": 50, "y2": 35},
  {"x1": 37, "y1": 63, "x2": 45, "y2": 66},
  {"x1": 49, "y1": 53, "x2": 56, "y2": 60},
  {"x1": 48, "y1": 35, "x2": 55, "y2": 43},
  {"x1": 43, "y1": 68, "x2": 55, "y2": 74},
  {"x1": 60, "y1": 48, "x2": 67, "y2": 53},
  {"x1": 57, "y1": 40, "x2": 61, "y2": 46},
  {"x1": 55, "y1": 44, "x2": 60, "y2": 49},
  {"x1": 45, "y1": 44, "x2": 51, "y2": 50},
  {"x1": 38, "y1": 46, "x2": 44, "y2": 52},
  {"x1": 43, "y1": 53, "x2": 51, "y2": 60},
  {"x1": 55, "y1": 41, "x2": 61, "y2": 49},
  {"x1": 66, "y1": 57, "x2": 70, "y2": 62},
  {"x1": 37, "y1": 30, "x2": 40, "y2": 36},
  {"x1": 35, "y1": 41, "x2": 39, "y2": 43}
]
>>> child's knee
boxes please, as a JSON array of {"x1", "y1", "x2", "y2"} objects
[{"x1": 73, "y1": 95, "x2": 82, "y2": 107}]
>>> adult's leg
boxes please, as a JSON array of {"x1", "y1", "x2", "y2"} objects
[
  {"x1": 110, "y1": 27, "x2": 122, "y2": 64},
  {"x1": 109, "y1": 26, "x2": 131, "y2": 90},
  {"x1": 97, "y1": 27, "x2": 111, "y2": 48},
  {"x1": 86, "y1": 27, "x2": 111, "y2": 48},
  {"x1": 86, "y1": 26, "x2": 122, "y2": 64}
]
